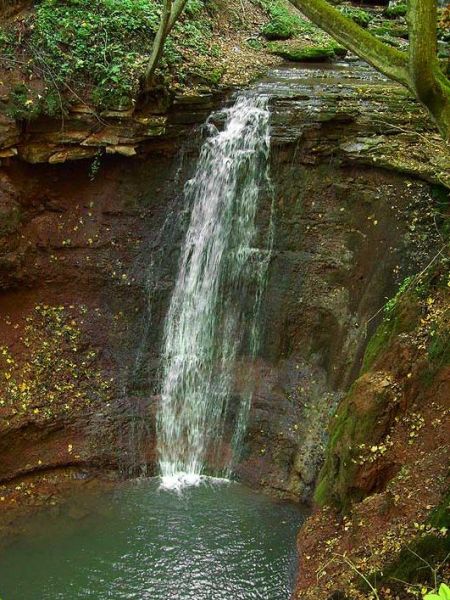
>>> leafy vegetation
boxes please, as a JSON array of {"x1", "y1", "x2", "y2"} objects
[
  {"x1": 338, "y1": 6, "x2": 372, "y2": 28},
  {"x1": 383, "y1": 3, "x2": 408, "y2": 19},
  {"x1": 258, "y1": 0, "x2": 315, "y2": 40},
  {"x1": 0, "y1": 0, "x2": 214, "y2": 115},
  {"x1": 426, "y1": 584, "x2": 450, "y2": 600}
]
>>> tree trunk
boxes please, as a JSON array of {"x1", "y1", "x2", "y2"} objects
[
  {"x1": 408, "y1": 0, "x2": 450, "y2": 140},
  {"x1": 287, "y1": 0, "x2": 409, "y2": 87},
  {"x1": 287, "y1": 0, "x2": 450, "y2": 141},
  {"x1": 144, "y1": 0, "x2": 173, "y2": 91},
  {"x1": 143, "y1": 0, "x2": 189, "y2": 92}
]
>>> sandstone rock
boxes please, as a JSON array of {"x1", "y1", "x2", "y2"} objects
[
  {"x1": 100, "y1": 108, "x2": 135, "y2": 119},
  {"x1": 69, "y1": 104, "x2": 96, "y2": 115},
  {"x1": 49, "y1": 147, "x2": 98, "y2": 163},
  {"x1": 81, "y1": 129, "x2": 121, "y2": 147},
  {"x1": 0, "y1": 113, "x2": 20, "y2": 150},
  {"x1": 105, "y1": 145, "x2": 137, "y2": 157},
  {"x1": 0, "y1": 148, "x2": 17, "y2": 158},
  {"x1": 18, "y1": 143, "x2": 57, "y2": 163}
]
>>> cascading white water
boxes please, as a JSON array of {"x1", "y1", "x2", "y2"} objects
[{"x1": 157, "y1": 94, "x2": 272, "y2": 490}]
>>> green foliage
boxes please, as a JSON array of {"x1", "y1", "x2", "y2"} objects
[
  {"x1": 262, "y1": 15, "x2": 295, "y2": 40},
  {"x1": 338, "y1": 6, "x2": 372, "y2": 28},
  {"x1": 89, "y1": 153, "x2": 102, "y2": 182},
  {"x1": 369, "y1": 21, "x2": 409, "y2": 41},
  {"x1": 0, "y1": 27, "x2": 14, "y2": 56},
  {"x1": 1, "y1": 0, "x2": 213, "y2": 115},
  {"x1": 425, "y1": 584, "x2": 450, "y2": 600},
  {"x1": 258, "y1": 0, "x2": 316, "y2": 40},
  {"x1": 30, "y1": 0, "x2": 162, "y2": 110},
  {"x1": 189, "y1": 64, "x2": 224, "y2": 84},
  {"x1": 438, "y1": 6, "x2": 450, "y2": 44},
  {"x1": 384, "y1": 276, "x2": 413, "y2": 315},
  {"x1": 246, "y1": 38, "x2": 263, "y2": 50},
  {"x1": 4, "y1": 83, "x2": 63, "y2": 120},
  {"x1": 383, "y1": 3, "x2": 408, "y2": 18}
]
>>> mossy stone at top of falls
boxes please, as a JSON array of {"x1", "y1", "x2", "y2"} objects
[{"x1": 269, "y1": 41, "x2": 347, "y2": 62}]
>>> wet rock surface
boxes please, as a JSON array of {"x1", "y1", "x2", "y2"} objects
[
  {"x1": 0, "y1": 61, "x2": 447, "y2": 514},
  {"x1": 234, "y1": 63, "x2": 446, "y2": 500}
]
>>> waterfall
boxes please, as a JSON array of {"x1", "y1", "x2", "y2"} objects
[{"x1": 157, "y1": 94, "x2": 272, "y2": 489}]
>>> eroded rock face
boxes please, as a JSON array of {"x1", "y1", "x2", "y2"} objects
[
  {"x1": 293, "y1": 270, "x2": 449, "y2": 600},
  {"x1": 0, "y1": 62, "x2": 446, "y2": 508},
  {"x1": 233, "y1": 63, "x2": 445, "y2": 500},
  {"x1": 0, "y1": 93, "x2": 222, "y2": 166},
  {"x1": 0, "y1": 148, "x2": 194, "y2": 489},
  {"x1": 236, "y1": 160, "x2": 440, "y2": 501}
]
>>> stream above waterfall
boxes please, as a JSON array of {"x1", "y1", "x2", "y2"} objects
[{"x1": 0, "y1": 479, "x2": 306, "y2": 600}]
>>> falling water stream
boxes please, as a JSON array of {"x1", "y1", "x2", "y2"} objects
[{"x1": 158, "y1": 94, "x2": 273, "y2": 489}]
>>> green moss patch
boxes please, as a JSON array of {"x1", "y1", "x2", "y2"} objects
[
  {"x1": 313, "y1": 377, "x2": 397, "y2": 510},
  {"x1": 361, "y1": 278, "x2": 421, "y2": 373},
  {"x1": 383, "y1": 3, "x2": 408, "y2": 18},
  {"x1": 338, "y1": 6, "x2": 372, "y2": 28},
  {"x1": 269, "y1": 40, "x2": 346, "y2": 62}
]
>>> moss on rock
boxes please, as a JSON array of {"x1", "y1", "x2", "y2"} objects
[
  {"x1": 313, "y1": 373, "x2": 399, "y2": 510},
  {"x1": 361, "y1": 294, "x2": 420, "y2": 373},
  {"x1": 314, "y1": 262, "x2": 449, "y2": 513},
  {"x1": 338, "y1": 6, "x2": 372, "y2": 28},
  {"x1": 269, "y1": 41, "x2": 346, "y2": 62},
  {"x1": 384, "y1": 3, "x2": 408, "y2": 18}
]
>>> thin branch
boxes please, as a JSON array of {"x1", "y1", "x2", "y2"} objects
[
  {"x1": 364, "y1": 243, "x2": 448, "y2": 334},
  {"x1": 144, "y1": 0, "x2": 173, "y2": 88},
  {"x1": 334, "y1": 553, "x2": 380, "y2": 600}
]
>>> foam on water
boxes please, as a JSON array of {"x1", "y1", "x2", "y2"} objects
[{"x1": 159, "y1": 473, "x2": 232, "y2": 493}]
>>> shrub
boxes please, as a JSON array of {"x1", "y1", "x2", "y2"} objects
[
  {"x1": 0, "y1": 0, "x2": 213, "y2": 115},
  {"x1": 384, "y1": 3, "x2": 408, "y2": 18},
  {"x1": 259, "y1": 0, "x2": 316, "y2": 40},
  {"x1": 338, "y1": 6, "x2": 372, "y2": 28}
]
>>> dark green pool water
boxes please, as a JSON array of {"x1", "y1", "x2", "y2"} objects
[{"x1": 0, "y1": 478, "x2": 306, "y2": 599}]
